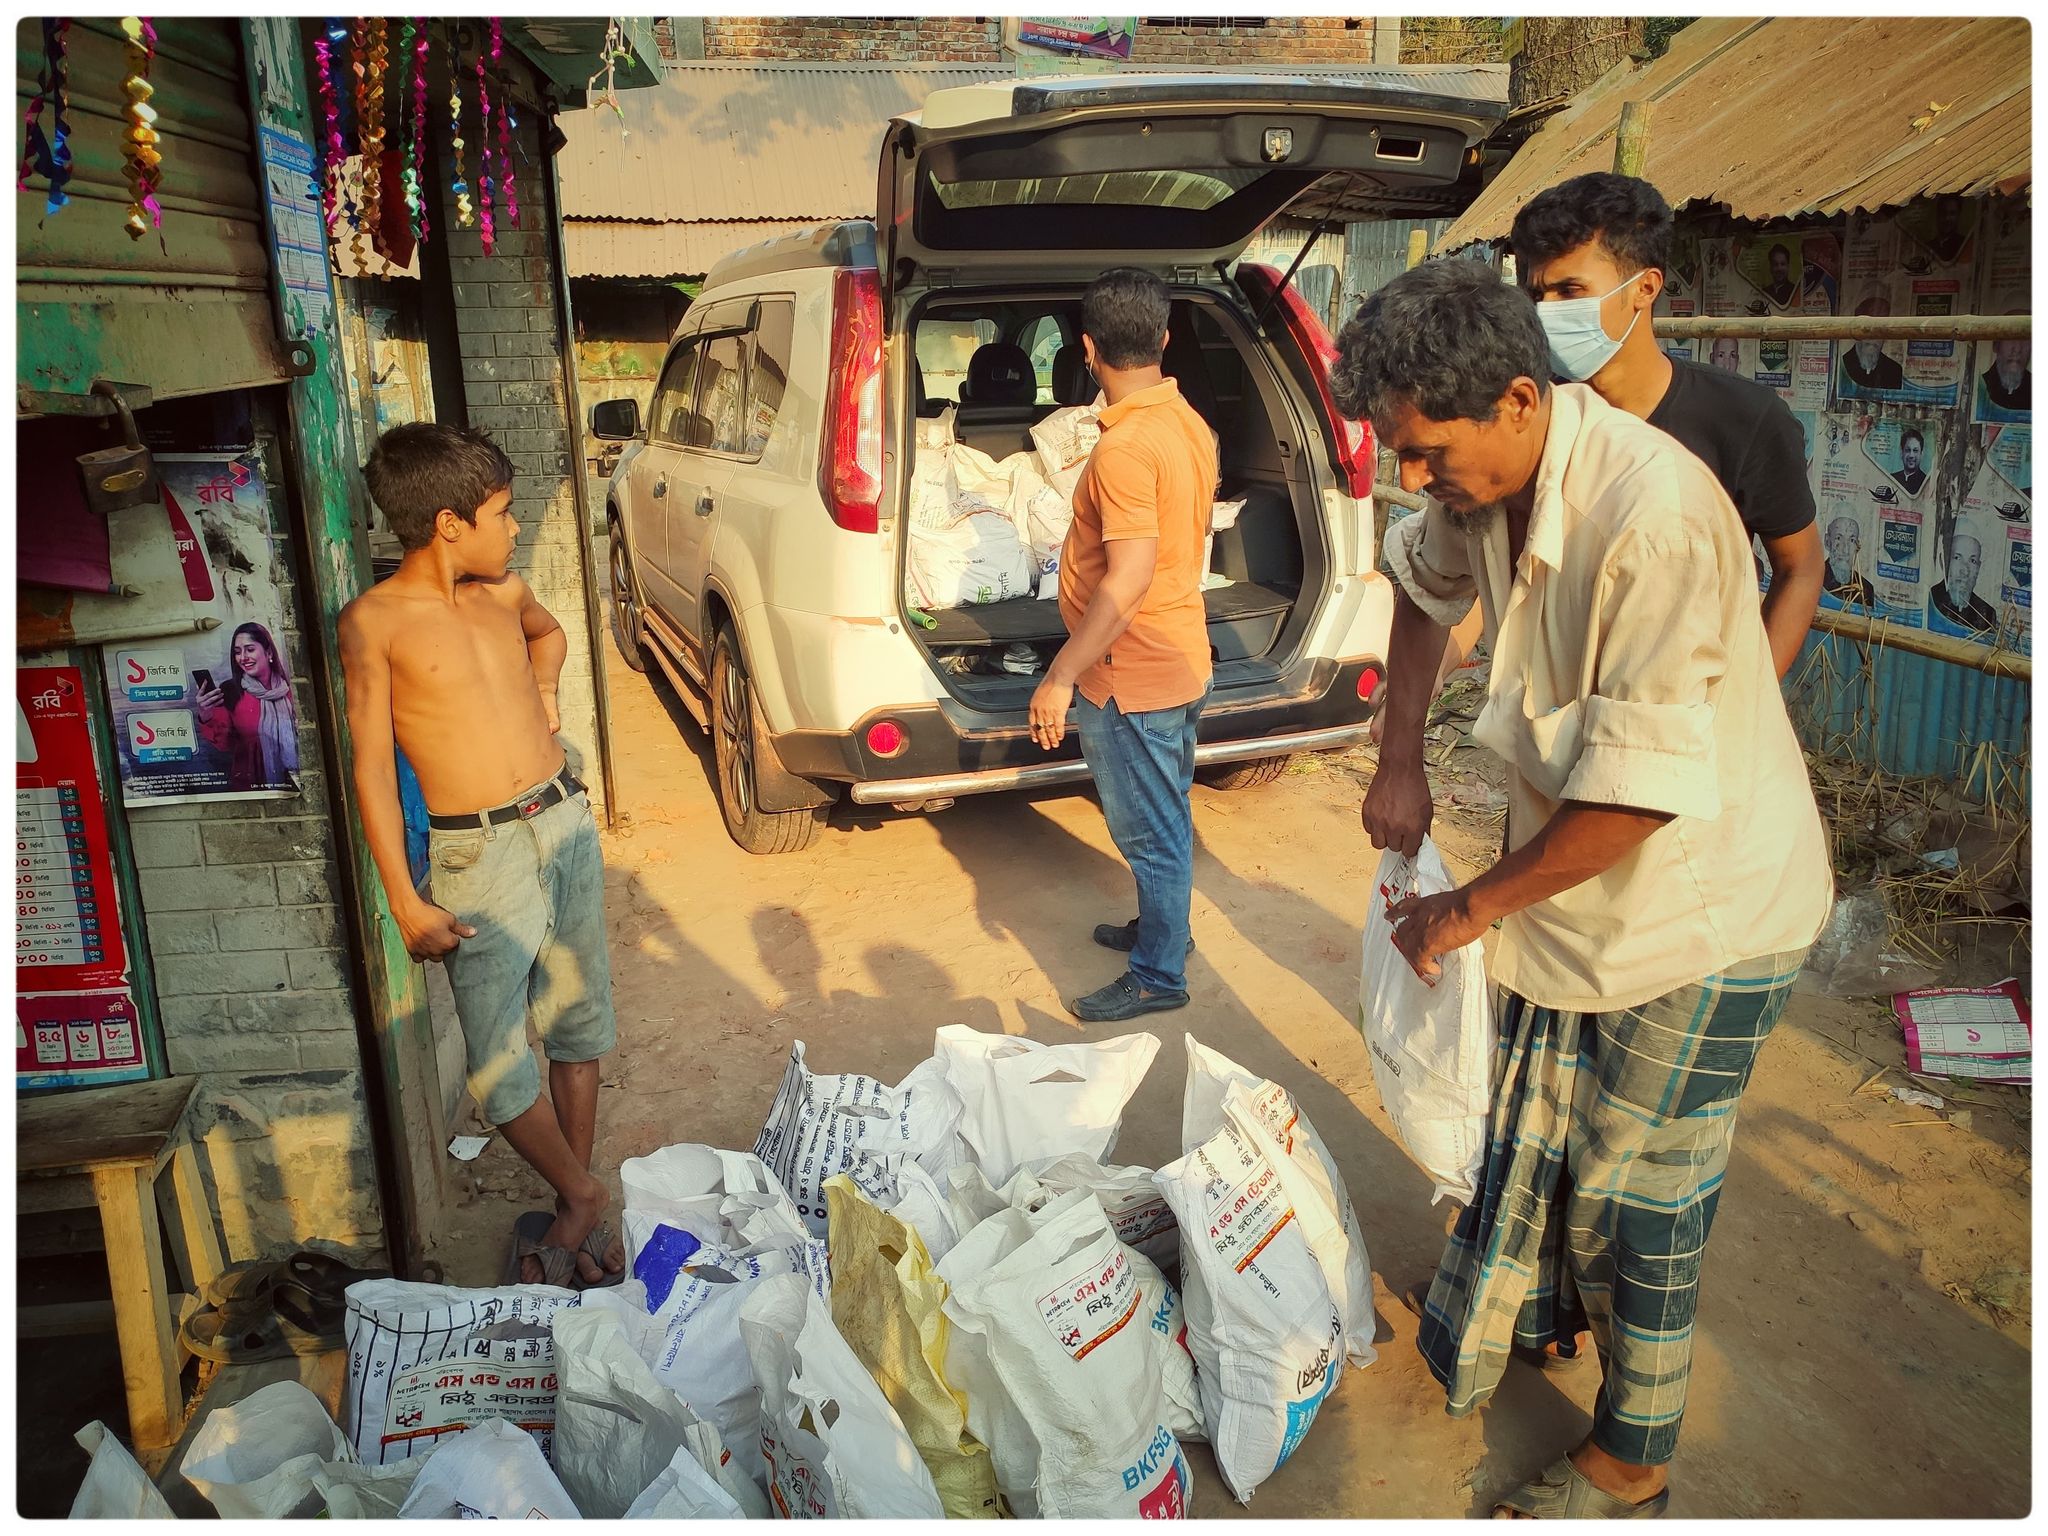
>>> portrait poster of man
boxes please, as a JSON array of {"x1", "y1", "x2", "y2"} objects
[
  {"x1": 1699, "y1": 233, "x2": 1837, "y2": 410},
  {"x1": 1838, "y1": 210, "x2": 1968, "y2": 408},
  {"x1": 1972, "y1": 201, "x2": 2031, "y2": 425},
  {"x1": 1953, "y1": 427, "x2": 2031, "y2": 646}
]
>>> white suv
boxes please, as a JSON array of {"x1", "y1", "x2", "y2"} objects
[{"x1": 592, "y1": 73, "x2": 1496, "y2": 852}]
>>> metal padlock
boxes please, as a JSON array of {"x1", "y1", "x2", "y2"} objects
[{"x1": 76, "y1": 380, "x2": 159, "y2": 515}]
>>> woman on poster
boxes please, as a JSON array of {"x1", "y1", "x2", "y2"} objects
[{"x1": 195, "y1": 621, "x2": 300, "y2": 791}]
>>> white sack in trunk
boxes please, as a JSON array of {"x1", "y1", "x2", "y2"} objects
[
  {"x1": 906, "y1": 507, "x2": 1038, "y2": 609},
  {"x1": 179, "y1": 1379, "x2": 352, "y2": 1518},
  {"x1": 1357, "y1": 838, "x2": 1493, "y2": 1205},
  {"x1": 1030, "y1": 399, "x2": 1105, "y2": 501},
  {"x1": 938, "y1": 1189, "x2": 1193, "y2": 1518},
  {"x1": 933, "y1": 1024, "x2": 1159, "y2": 1184},
  {"x1": 739, "y1": 1272, "x2": 946, "y2": 1519},
  {"x1": 1156, "y1": 1089, "x2": 1346, "y2": 1503},
  {"x1": 1182, "y1": 1036, "x2": 1377, "y2": 1367},
  {"x1": 341, "y1": 1280, "x2": 580, "y2": 1465}
]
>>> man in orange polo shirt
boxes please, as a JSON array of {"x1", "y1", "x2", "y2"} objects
[{"x1": 1029, "y1": 268, "x2": 1218, "y2": 1022}]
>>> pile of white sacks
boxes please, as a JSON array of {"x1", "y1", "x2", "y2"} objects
[
  {"x1": 83, "y1": 1027, "x2": 1378, "y2": 1521},
  {"x1": 905, "y1": 405, "x2": 1245, "y2": 614}
]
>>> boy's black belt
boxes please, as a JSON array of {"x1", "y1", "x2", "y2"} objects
[{"x1": 428, "y1": 767, "x2": 584, "y2": 831}]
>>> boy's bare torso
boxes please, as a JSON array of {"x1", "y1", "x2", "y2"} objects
[{"x1": 353, "y1": 575, "x2": 563, "y2": 815}]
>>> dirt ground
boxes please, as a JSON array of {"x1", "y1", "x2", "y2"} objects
[{"x1": 431, "y1": 641, "x2": 2032, "y2": 1519}]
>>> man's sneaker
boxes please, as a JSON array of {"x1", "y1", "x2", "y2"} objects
[
  {"x1": 1067, "y1": 972, "x2": 1190, "y2": 1023},
  {"x1": 1091, "y1": 919, "x2": 1196, "y2": 959}
]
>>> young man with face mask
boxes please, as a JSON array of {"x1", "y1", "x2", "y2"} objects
[{"x1": 1334, "y1": 259, "x2": 1832, "y2": 1518}]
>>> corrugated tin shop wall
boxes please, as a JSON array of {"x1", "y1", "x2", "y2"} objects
[{"x1": 1788, "y1": 634, "x2": 2029, "y2": 786}]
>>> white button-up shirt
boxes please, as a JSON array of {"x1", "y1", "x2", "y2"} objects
[{"x1": 1385, "y1": 383, "x2": 1833, "y2": 1011}]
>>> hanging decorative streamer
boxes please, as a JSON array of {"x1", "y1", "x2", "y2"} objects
[
  {"x1": 448, "y1": 32, "x2": 472, "y2": 228},
  {"x1": 118, "y1": 17, "x2": 161, "y2": 240},
  {"x1": 585, "y1": 17, "x2": 631, "y2": 137},
  {"x1": 360, "y1": 16, "x2": 388, "y2": 259},
  {"x1": 488, "y1": 18, "x2": 517, "y2": 233},
  {"x1": 473, "y1": 25, "x2": 494, "y2": 254},
  {"x1": 346, "y1": 16, "x2": 369, "y2": 269},
  {"x1": 408, "y1": 16, "x2": 429, "y2": 241},
  {"x1": 312, "y1": 21, "x2": 345, "y2": 232},
  {"x1": 18, "y1": 18, "x2": 74, "y2": 216}
]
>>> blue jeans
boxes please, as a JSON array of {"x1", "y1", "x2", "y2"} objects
[{"x1": 1077, "y1": 685, "x2": 1209, "y2": 995}]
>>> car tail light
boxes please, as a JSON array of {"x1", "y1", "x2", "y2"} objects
[
  {"x1": 1239, "y1": 262, "x2": 1376, "y2": 501},
  {"x1": 866, "y1": 719, "x2": 907, "y2": 759},
  {"x1": 1357, "y1": 666, "x2": 1382, "y2": 702},
  {"x1": 820, "y1": 267, "x2": 883, "y2": 533}
]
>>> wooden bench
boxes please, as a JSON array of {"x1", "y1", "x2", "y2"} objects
[{"x1": 18, "y1": 1075, "x2": 224, "y2": 1451}]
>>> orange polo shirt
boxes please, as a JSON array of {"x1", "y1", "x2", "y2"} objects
[{"x1": 1058, "y1": 378, "x2": 1219, "y2": 713}]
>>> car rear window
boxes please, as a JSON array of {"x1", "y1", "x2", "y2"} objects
[{"x1": 930, "y1": 167, "x2": 1259, "y2": 212}]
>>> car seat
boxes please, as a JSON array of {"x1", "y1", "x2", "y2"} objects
[
  {"x1": 1051, "y1": 343, "x2": 1094, "y2": 407},
  {"x1": 958, "y1": 342, "x2": 1036, "y2": 407}
]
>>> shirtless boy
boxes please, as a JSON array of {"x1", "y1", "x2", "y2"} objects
[{"x1": 342, "y1": 422, "x2": 622, "y2": 1288}]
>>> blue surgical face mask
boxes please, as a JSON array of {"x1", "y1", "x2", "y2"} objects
[{"x1": 1536, "y1": 271, "x2": 1647, "y2": 381}]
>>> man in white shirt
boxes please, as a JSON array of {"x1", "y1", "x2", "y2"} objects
[{"x1": 1333, "y1": 260, "x2": 1833, "y2": 1518}]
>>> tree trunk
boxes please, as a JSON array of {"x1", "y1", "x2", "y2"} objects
[{"x1": 1509, "y1": 16, "x2": 1646, "y2": 112}]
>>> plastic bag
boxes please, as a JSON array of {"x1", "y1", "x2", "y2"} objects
[
  {"x1": 823, "y1": 1175, "x2": 1004, "y2": 1517},
  {"x1": 69, "y1": 1421, "x2": 176, "y2": 1519},
  {"x1": 754, "y1": 1042, "x2": 963, "y2": 1235},
  {"x1": 843, "y1": 1152, "x2": 964, "y2": 1263},
  {"x1": 308, "y1": 1457, "x2": 423, "y2": 1519},
  {"x1": 906, "y1": 507, "x2": 1038, "y2": 609},
  {"x1": 1155, "y1": 1089, "x2": 1346, "y2": 1504},
  {"x1": 1031, "y1": 400, "x2": 1105, "y2": 501},
  {"x1": 551, "y1": 1292, "x2": 765, "y2": 1519},
  {"x1": 939, "y1": 1188, "x2": 1192, "y2": 1519},
  {"x1": 933, "y1": 1025, "x2": 1159, "y2": 1185},
  {"x1": 623, "y1": 1444, "x2": 749, "y2": 1519},
  {"x1": 1025, "y1": 1152, "x2": 1182, "y2": 1279},
  {"x1": 1182, "y1": 1038, "x2": 1376, "y2": 1367},
  {"x1": 395, "y1": 1419, "x2": 581, "y2": 1520},
  {"x1": 619, "y1": 1141, "x2": 827, "y2": 1308},
  {"x1": 1356, "y1": 839, "x2": 1493, "y2": 1205},
  {"x1": 179, "y1": 1379, "x2": 352, "y2": 1518},
  {"x1": 740, "y1": 1272, "x2": 947, "y2": 1518},
  {"x1": 342, "y1": 1280, "x2": 581, "y2": 1465}
]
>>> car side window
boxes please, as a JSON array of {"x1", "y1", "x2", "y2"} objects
[
  {"x1": 1023, "y1": 314, "x2": 1070, "y2": 404},
  {"x1": 697, "y1": 331, "x2": 747, "y2": 454},
  {"x1": 743, "y1": 300, "x2": 796, "y2": 458},
  {"x1": 648, "y1": 338, "x2": 701, "y2": 446}
]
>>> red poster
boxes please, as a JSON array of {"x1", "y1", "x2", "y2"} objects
[{"x1": 17, "y1": 665, "x2": 146, "y2": 1088}]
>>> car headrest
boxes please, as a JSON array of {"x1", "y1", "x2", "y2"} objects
[
  {"x1": 1052, "y1": 343, "x2": 1092, "y2": 406},
  {"x1": 961, "y1": 342, "x2": 1036, "y2": 407}
]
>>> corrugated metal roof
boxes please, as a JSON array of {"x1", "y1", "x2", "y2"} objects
[
  {"x1": 564, "y1": 218, "x2": 832, "y2": 279},
  {"x1": 1441, "y1": 16, "x2": 2031, "y2": 251},
  {"x1": 559, "y1": 58, "x2": 1509, "y2": 226}
]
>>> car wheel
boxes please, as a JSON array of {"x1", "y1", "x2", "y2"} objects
[
  {"x1": 710, "y1": 626, "x2": 825, "y2": 855},
  {"x1": 607, "y1": 521, "x2": 648, "y2": 674},
  {"x1": 1198, "y1": 755, "x2": 1292, "y2": 791}
]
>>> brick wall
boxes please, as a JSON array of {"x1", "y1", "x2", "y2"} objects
[
  {"x1": 126, "y1": 416, "x2": 384, "y2": 1264},
  {"x1": 696, "y1": 16, "x2": 1396, "y2": 65},
  {"x1": 440, "y1": 56, "x2": 605, "y2": 809}
]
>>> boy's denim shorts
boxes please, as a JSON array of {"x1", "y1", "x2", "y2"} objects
[{"x1": 429, "y1": 775, "x2": 616, "y2": 1125}]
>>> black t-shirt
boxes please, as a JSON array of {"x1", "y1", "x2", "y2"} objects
[{"x1": 1646, "y1": 357, "x2": 1817, "y2": 541}]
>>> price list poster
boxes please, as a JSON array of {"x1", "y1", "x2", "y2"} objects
[{"x1": 16, "y1": 665, "x2": 147, "y2": 1089}]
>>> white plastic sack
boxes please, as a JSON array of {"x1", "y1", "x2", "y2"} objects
[
  {"x1": 69, "y1": 1422, "x2": 176, "y2": 1520},
  {"x1": 754, "y1": 1042, "x2": 963, "y2": 1235},
  {"x1": 308, "y1": 1457, "x2": 424, "y2": 1519},
  {"x1": 624, "y1": 1444, "x2": 750, "y2": 1519},
  {"x1": 1183, "y1": 1038, "x2": 1376, "y2": 1368},
  {"x1": 179, "y1": 1379, "x2": 351, "y2": 1519},
  {"x1": 1357, "y1": 838, "x2": 1493, "y2": 1205},
  {"x1": 906, "y1": 507, "x2": 1038, "y2": 609},
  {"x1": 1156, "y1": 1091, "x2": 1346, "y2": 1504},
  {"x1": 396, "y1": 1419, "x2": 580, "y2": 1520},
  {"x1": 1025, "y1": 484, "x2": 1075, "y2": 572},
  {"x1": 939, "y1": 1189, "x2": 1193, "y2": 1519},
  {"x1": 551, "y1": 1294, "x2": 765, "y2": 1519},
  {"x1": 1030, "y1": 399, "x2": 1104, "y2": 501},
  {"x1": 1026, "y1": 1152, "x2": 1182, "y2": 1279},
  {"x1": 933, "y1": 1025, "x2": 1160, "y2": 1185},
  {"x1": 844, "y1": 1152, "x2": 964, "y2": 1264},
  {"x1": 1210, "y1": 495, "x2": 1247, "y2": 531},
  {"x1": 342, "y1": 1280, "x2": 580, "y2": 1465},
  {"x1": 619, "y1": 1141, "x2": 827, "y2": 1305},
  {"x1": 739, "y1": 1272, "x2": 946, "y2": 1519}
]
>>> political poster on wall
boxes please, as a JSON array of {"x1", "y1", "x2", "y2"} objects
[
  {"x1": 1698, "y1": 230, "x2": 1838, "y2": 411},
  {"x1": 1812, "y1": 412, "x2": 1941, "y2": 622},
  {"x1": 1945, "y1": 427, "x2": 2030, "y2": 645},
  {"x1": 1836, "y1": 208, "x2": 1973, "y2": 409},
  {"x1": 1653, "y1": 234, "x2": 1702, "y2": 363},
  {"x1": 100, "y1": 454, "x2": 304, "y2": 804},
  {"x1": 1971, "y1": 201, "x2": 2031, "y2": 426}
]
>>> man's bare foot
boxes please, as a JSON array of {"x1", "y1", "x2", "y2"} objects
[
  {"x1": 1493, "y1": 1438, "x2": 1667, "y2": 1518},
  {"x1": 519, "y1": 1177, "x2": 609, "y2": 1285}
]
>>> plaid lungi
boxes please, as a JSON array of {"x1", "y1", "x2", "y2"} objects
[{"x1": 1415, "y1": 950, "x2": 1807, "y2": 1466}]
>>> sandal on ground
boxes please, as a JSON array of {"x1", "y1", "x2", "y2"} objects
[
  {"x1": 504, "y1": 1209, "x2": 580, "y2": 1289},
  {"x1": 576, "y1": 1221, "x2": 626, "y2": 1289},
  {"x1": 1398, "y1": 1281, "x2": 1588, "y2": 1373},
  {"x1": 1492, "y1": 1456, "x2": 1669, "y2": 1519}
]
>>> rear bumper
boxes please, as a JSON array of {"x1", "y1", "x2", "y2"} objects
[{"x1": 772, "y1": 655, "x2": 1382, "y2": 805}]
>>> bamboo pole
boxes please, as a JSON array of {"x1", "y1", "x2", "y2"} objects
[
  {"x1": 1613, "y1": 100, "x2": 1651, "y2": 177},
  {"x1": 1405, "y1": 226, "x2": 1430, "y2": 270},
  {"x1": 1656, "y1": 314, "x2": 2030, "y2": 342},
  {"x1": 1807, "y1": 604, "x2": 2031, "y2": 680}
]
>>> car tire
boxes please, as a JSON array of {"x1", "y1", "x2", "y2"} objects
[
  {"x1": 607, "y1": 520, "x2": 648, "y2": 674},
  {"x1": 1199, "y1": 755, "x2": 1292, "y2": 790},
  {"x1": 710, "y1": 626, "x2": 826, "y2": 855}
]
